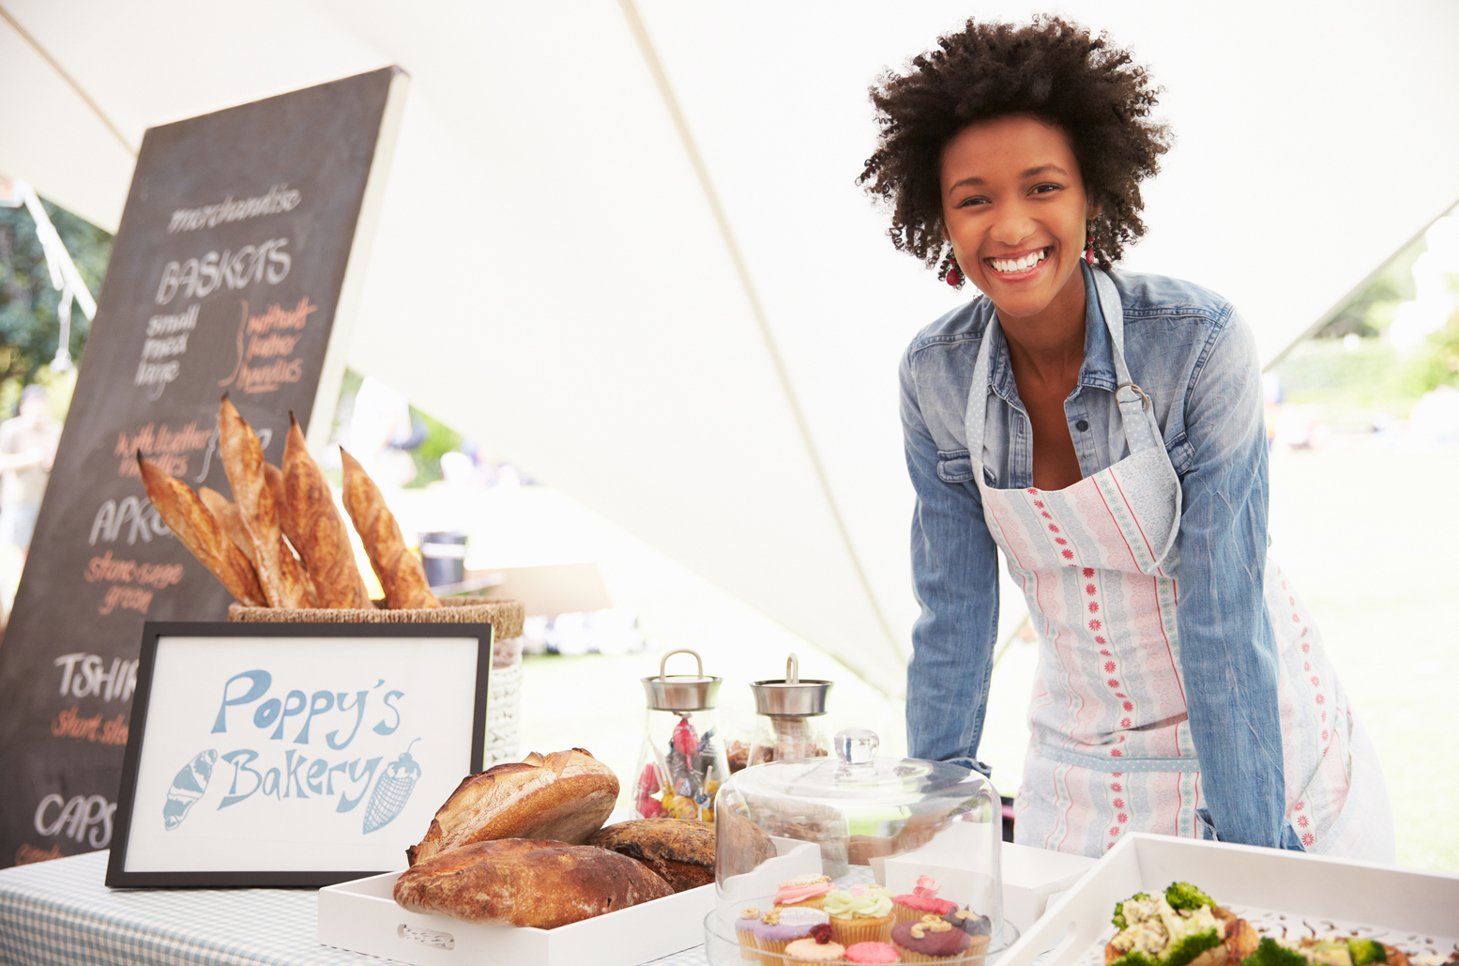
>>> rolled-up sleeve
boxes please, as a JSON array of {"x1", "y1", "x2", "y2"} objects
[
  {"x1": 901, "y1": 347, "x2": 1002, "y2": 775},
  {"x1": 1173, "y1": 309, "x2": 1301, "y2": 850}
]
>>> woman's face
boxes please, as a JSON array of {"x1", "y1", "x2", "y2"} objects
[{"x1": 939, "y1": 114, "x2": 1092, "y2": 330}]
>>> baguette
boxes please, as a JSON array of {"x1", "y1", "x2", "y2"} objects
[
  {"x1": 264, "y1": 463, "x2": 293, "y2": 549},
  {"x1": 197, "y1": 486, "x2": 257, "y2": 568},
  {"x1": 282, "y1": 415, "x2": 370, "y2": 608},
  {"x1": 339, "y1": 446, "x2": 438, "y2": 609},
  {"x1": 138, "y1": 455, "x2": 266, "y2": 607},
  {"x1": 217, "y1": 395, "x2": 315, "y2": 609}
]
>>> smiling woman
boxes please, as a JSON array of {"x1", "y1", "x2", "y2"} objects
[
  {"x1": 939, "y1": 116, "x2": 1095, "y2": 491},
  {"x1": 861, "y1": 15, "x2": 1396, "y2": 862},
  {"x1": 939, "y1": 118, "x2": 1090, "y2": 335}
]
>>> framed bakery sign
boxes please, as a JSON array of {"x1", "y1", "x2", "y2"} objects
[{"x1": 106, "y1": 622, "x2": 489, "y2": 888}]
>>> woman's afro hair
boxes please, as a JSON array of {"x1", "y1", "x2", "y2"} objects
[{"x1": 859, "y1": 15, "x2": 1171, "y2": 276}]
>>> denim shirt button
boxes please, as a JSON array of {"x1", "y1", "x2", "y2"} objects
[{"x1": 1075, "y1": 419, "x2": 1090, "y2": 431}]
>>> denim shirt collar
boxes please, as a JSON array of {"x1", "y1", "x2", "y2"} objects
[{"x1": 987, "y1": 262, "x2": 1119, "y2": 409}]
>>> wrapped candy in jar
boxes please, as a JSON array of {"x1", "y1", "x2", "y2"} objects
[
  {"x1": 635, "y1": 649, "x2": 731, "y2": 822},
  {"x1": 746, "y1": 653, "x2": 832, "y2": 767}
]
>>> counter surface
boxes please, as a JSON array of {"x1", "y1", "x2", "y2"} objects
[{"x1": 0, "y1": 849, "x2": 707, "y2": 965}]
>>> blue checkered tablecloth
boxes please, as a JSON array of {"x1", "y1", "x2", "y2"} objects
[{"x1": 0, "y1": 850, "x2": 709, "y2": 965}]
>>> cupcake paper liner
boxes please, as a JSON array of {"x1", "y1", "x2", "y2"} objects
[
  {"x1": 829, "y1": 913, "x2": 895, "y2": 947},
  {"x1": 893, "y1": 932, "x2": 991, "y2": 964}
]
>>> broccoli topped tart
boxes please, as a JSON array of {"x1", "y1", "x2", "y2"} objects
[
  {"x1": 1246, "y1": 934, "x2": 1411, "y2": 966},
  {"x1": 1106, "y1": 883, "x2": 1257, "y2": 966}
]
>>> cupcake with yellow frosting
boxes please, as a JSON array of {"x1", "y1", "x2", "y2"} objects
[
  {"x1": 785, "y1": 924, "x2": 847, "y2": 964},
  {"x1": 824, "y1": 883, "x2": 895, "y2": 946}
]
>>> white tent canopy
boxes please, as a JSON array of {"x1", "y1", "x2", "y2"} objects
[{"x1": 4, "y1": 0, "x2": 1457, "y2": 697}]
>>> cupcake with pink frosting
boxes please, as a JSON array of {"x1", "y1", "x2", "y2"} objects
[
  {"x1": 774, "y1": 873, "x2": 833, "y2": 910},
  {"x1": 845, "y1": 940, "x2": 903, "y2": 963},
  {"x1": 891, "y1": 875, "x2": 958, "y2": 925}
]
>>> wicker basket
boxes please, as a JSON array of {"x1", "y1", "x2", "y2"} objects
[{"x1": 228, "y1": 596, "x2": 526, "y2": 765}]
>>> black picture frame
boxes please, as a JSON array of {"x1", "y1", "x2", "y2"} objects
[{"x1": 107, "y1": 620, "x2": 490, "y2": 888}]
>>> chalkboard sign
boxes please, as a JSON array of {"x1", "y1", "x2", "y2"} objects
[{"x1": 0, "y1": 67, "x2": 407, "y2": 868}]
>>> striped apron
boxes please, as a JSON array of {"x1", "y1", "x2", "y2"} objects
[{"x1": 966, "y1": 272, "x2": 1392, "y2": 859}]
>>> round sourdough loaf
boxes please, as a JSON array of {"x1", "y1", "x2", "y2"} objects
[
  {"x1": 393, "y1": 838, "x2": 673, "y2": 927},
  {"x1": 585, "y1": 818, "x2": 716, "y2": 892},
  {"x1": 407, "y1": 748, "x2": 618, "y2": 865}
]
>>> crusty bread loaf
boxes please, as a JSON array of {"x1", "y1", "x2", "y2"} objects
[
  {"x1": 407, "y1": 748, "x2": 619, "y2": 866},
  {"x1": 714, "y1": 797, "x2": 789, "y2": 879},
  {"x1": 394, "y1": 838, "x2": 673, "y2": 928},
  {"x1": 585, "y1": 818, "x2": 715, "y2": 892}
]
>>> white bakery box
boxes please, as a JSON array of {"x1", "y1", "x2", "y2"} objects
[
  {"x1": 318, "y1": 868, "x2": 714, "y2": 965},
  {"x1": 316, "y1": 837, "x2": 1093, "y2": 966},
  {"x1": 999, "y1": 834, "x2": 1459, "y2": 966}
]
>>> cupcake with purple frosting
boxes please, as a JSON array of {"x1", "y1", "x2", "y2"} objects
[
  {"x1": 751, "y1": 906, "x2": 831, "y2": 964},
  {"x1": 734, "y1": 906, "x2": 764, "y2": 959},
  {"x1": 891, "y1": 913, "x2": 974, "y2": 963},
  {"x1": 943, "y1": 906, "x2": 991, "y2": 944}
]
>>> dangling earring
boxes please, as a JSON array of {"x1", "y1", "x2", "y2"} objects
[
  {"x1": 1084, "y1": 236, "x2": 1095, "y2": 266},
  {"x1": 940, "y1": 250, "x2": 963, "y2": 287}
]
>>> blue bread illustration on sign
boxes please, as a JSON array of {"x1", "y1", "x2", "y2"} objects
[
  {"x1": 363, "y1": 739, "x2": 422, "y2": 833},
  {"x1": 163, "y1": 748, "x2": 218, "y2": 831}
]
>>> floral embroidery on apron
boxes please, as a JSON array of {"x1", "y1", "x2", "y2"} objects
[{"x1": 965, "y1": 270, "x2": 1383, "y2": 858}]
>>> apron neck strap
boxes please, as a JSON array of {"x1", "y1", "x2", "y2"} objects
[{"x1": 966, "y1": 265, "x2": 1165, "y2": 466}]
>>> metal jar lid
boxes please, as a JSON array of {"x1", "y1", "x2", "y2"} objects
[
  {"x1": 750, "y1": 653, "x2": 832, "y2": 717},
  {"x1": 642, "y1": 648, "x2": 721, "y2": 712}
]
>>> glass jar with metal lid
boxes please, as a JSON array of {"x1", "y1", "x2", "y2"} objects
[
  {"x1": 747, "y1": 653, "x2": 832, "y2": 767},
  {"x1": 633, "y1": 648, "x2": 732, "y2": 822}
]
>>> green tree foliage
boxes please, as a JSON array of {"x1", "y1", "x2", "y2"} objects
[
  {"x1": 407, "y1": 407, "x2": 464, "y2": 487},
  {"x1": 0, "y1": 199, "x2": 111, "y2": 393},
  {"x1": 1403, "y1": 304, "x2": 1459, "y2": 392},
  {"x1": 1316, "y1": 246, "x2": 1420, "y2": 340}
]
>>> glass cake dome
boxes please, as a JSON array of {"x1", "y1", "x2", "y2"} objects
[{"x1": 705, "y1": 728, "x2": 1010, "y2": 965}]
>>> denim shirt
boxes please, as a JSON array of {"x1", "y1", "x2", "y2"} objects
[{"x1": 900, "y1": 263, "x2": 1302, "y2": 851}]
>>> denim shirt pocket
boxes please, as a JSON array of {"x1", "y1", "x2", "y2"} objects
[{"x1": 935, "y1": 450, "x2": 974, "y2": 484}]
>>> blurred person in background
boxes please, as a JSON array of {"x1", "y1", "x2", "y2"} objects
[
  {"x1": 343, "y1": 375, "x2": 420, "y2": 489},
  {"x1": 0, "y1": 384, "x2": 61, "y2": 617}
]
